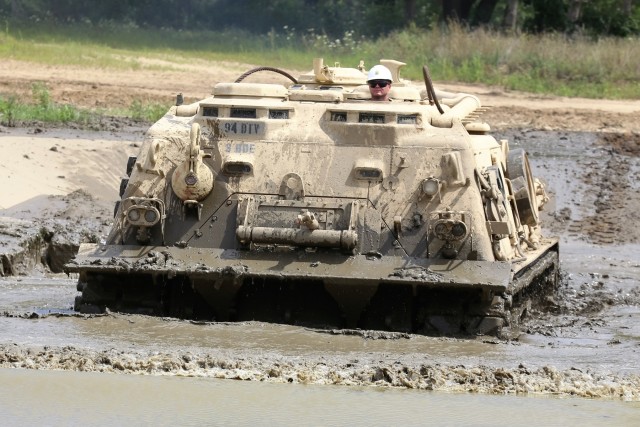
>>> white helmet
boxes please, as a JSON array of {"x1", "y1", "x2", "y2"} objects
[{"x1": 367, "y1": 65, "x2": 393, "y2": 82}]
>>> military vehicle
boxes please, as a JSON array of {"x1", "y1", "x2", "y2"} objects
[{"x1": 66, "y1": 58, "x2": 559, "y2": 336}]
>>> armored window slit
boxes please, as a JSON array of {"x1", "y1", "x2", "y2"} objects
[
  {"x1": 359, "y1": 113, "x2": 385, "y2": 124},
  {"x1": 331, "y1": 112, "x2": 347, "y2": 122},
  {"x1": 230, "y1": 108, "x2": 257, "y2": 119},
  {"x1": 202, "y1": 107, "x2": 218, "y2": 117},
  {"x1": 397, "y1": 114, "x2": 418, "y2": 124},
  {"x1": 269, "y1": 109, "x2": 289, "y2": 119}
]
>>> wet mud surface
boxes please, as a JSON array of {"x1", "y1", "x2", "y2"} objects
[{"x1": 1, "y1": 127, "x2": 640, "y2": 401}]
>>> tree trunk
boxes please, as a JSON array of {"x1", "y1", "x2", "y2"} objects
[
  {"x1": 567, "y1": 0, "x2": 583, "y2": 24},
  {"x1": 404, "y1": 0, "x2": 417, "y2": 25},
  {"x1": 10, "y1": 0, "x2": 24, "y2": 19},
  {"x1": 503, "y1": 0, "x2": 519, "y2": 32},
  {"x1": 441, "y1": 0, "x2": 474, "y2": 23},
  {"x1": 473, "y1": 0, "x2": 499, "y2": 25}
]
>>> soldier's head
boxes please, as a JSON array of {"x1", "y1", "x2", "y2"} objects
[{"x1": 367, "y1": 65, "x2": 393, "y2": 101}]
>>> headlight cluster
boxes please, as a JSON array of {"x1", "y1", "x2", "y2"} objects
[
  {"x1": 429, "y1": 210, "x2": 470, "y2": 260},
  {"x1": 126, "y1": 206, "x2": 160, "y2": 226},
  {"x1": 433, "y1": 219, "x2": 467, "y2": 241},
  {"x1": 121, "y1": 197, "x2": 165, "y2": 227}
]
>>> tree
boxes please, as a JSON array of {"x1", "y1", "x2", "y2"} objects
[
  {"x1": 439, "y1": 0, "x2": 502, "y2": 27},
  {"x1": 441, "y1": 0, "x2": 473, "y2": 22},
  {"x1": 404, "y1": 0, "x2": 417, "y2": 24},
  {"x1": 10, "y1": 0, "x2": 24, "y2": 19},
  {"x1": 472, "y1": 0, "x2": 500, "y2": 26},
  {"x1": 503, "y1": 0, "x2": 519, "y2": 31},
  {"x1": 0, "y1": 0, "x2": 637, "y2": 37},
  {"x1": 578, "y1": 0, "x2": 640, "y2": 36}
]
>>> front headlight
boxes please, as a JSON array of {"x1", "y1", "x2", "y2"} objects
[
  {"x1": 422, "y1": 177, "x2": 440, "y2": 197},
  {"x1": 144, "y1": 208, "x2": 158, "y2": 223},
  {"x1": 127, "y1": 208, "x2": 141, "y2": 222},
  {"x1": 451, "y1": 222, "x2": 467, "y2": 239}
]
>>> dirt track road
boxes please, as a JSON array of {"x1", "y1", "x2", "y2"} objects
[{"x1": 1, "y1": 58, "x2": 639, "y2": 133}]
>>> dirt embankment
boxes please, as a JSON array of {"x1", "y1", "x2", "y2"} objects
[{"x1": 0, "y1": 125, "x2": 140, "y2": 276}]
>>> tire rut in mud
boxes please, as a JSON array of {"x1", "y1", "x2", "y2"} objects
[{"x1": 566, "y1": 132, "x2": 640, "y2": 245}]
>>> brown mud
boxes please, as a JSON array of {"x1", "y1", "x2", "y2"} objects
[{"x1": 1, "y1": 59, "x2": 640, "y2": 400}]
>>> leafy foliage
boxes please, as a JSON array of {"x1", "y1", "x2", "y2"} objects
[{"x1": 1, "y1": 0, "x2": 638, "y2": 37}]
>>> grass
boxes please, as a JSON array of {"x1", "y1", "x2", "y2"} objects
[
  {"x1": 0, "y1": 82, "x2": 91, "y2": 126},
  {"x1": 0, "y1": 21, "x2": 638, "y2": 125},
  {"x1": 0, "y1": 82, "x2": 167, "y2": 126},
  {"x1": 364, "y1": 24, "x2": 640, "y2": 99}
]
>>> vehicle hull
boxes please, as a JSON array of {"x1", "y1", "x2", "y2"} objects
[{"x1": 68, "y1": 239, "x2": 559, "y2": 336}]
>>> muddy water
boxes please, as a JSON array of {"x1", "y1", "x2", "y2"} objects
[
  {"x1": 2, "y1": 368, "x2": 639, "y2": 426},
  {"x1": 0, "y1": 276, "x2": 638, "y2": 375},
  {"x1": 1, "y1": 130, "x2": 640, "y2": 423}
]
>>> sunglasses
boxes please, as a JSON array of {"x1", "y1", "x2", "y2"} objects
[{"x1": 368, "y1": 80, "x2": 390, "y2": 88}]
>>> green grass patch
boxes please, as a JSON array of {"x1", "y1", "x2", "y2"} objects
[
  {"x1": 0, "y1": 82, "x2": 168, "y2": 126},
  {"x1": 0, "y1": 82, "x2": 92, "y2": 126},
  {"x1": 113, "y1": 100, "x2": 171, "y2": 122}
]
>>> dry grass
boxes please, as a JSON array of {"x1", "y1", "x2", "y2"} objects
[{"x1": 1, "y1": 21, "x2": 638, "y2": 99}]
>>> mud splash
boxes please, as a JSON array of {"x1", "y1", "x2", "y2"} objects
[{"x1": 1, "y1": 341, "x2": 638, "y2": 400}]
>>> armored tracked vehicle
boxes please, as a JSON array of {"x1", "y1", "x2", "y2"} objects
[{"x1": 67, "y1": 59, "x2": 559, "y2": 336}]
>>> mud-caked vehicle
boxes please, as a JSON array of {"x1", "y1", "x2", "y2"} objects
[{"x1": 67, "y1": 58, "x2": 559, "y2": 336}]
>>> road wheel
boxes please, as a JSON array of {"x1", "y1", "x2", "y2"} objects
[{"x1": 506, "y1": 148, "x2": 539, "y2": 226}]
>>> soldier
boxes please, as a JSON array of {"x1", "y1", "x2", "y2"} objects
[{"x1": 367, "y1": 65, "x2": 393, "y2": 101}]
